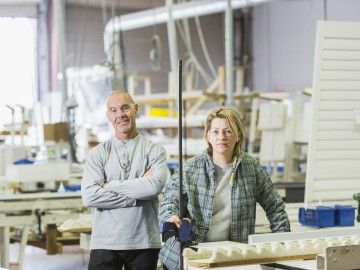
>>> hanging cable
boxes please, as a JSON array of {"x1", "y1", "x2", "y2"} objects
[{"x1": 194, "y1": 16, "x2": 217, "y2": 78}]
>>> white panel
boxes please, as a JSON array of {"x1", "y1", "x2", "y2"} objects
[
  {"x1": 312, "y1": 160, "x2": 360, "y2": 179},
  {"x1": 323, "y1": 38, "x2": 360, "y2": 50},
  {"x1": 317, "y1": 130, "x2": 360, "y2": 140},
  {"x1": 316, "y1": 149, "x2": 360, "y2": 160},
  {"x1": 258, "y1": 103, "x2": 287, "y2": 130},
  {"x1": 320, "y1": 80, "x2": 360, "y2": 90},
  {"x1": 322, "y1": 60, "x2": 360, "y2": 70},
  {"x1": 318, "y1": 110, "x2": 354, "y2": 120},
  {"x1": 321, "y1": 70, "x2": 360, "y2": 80},
  {"x1": 322, "y1": 50, "x2": 360, "y2": 60},
  {"x1": 313, "y1": 178, "x2": 360, "y2": 191},
  {"x1": 311, "y1": 190, "x2": 356, "y2": 201},
  {"x1": 305, "y1": 21, "x2": 360, "y2": 203},
  {"x1": 316, "y1": 140, "x2": 360, "y2": 150},
  {"x1": 320, "y1": 90, "x2": 360, "y2": 100},
  {"x1": 318, "y1": 101, "x2": 360, "y2": 110},
  {"x1": 260, "y1": 129, "x2": 286, "y2": 162},
  {"x1": 317, "y1": 120, "x2": 356, "y2": 130},
  {"x1": 323, "y1": 21, "x2": 360, "y2": 37}
]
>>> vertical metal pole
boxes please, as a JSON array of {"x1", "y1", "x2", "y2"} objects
[
  {"x1": 178, "y1": 60, "x2": 184, "y2": 270},
  {"x1": 225, "y1": 0, "x2": 234, "y2": 106},
  {"x1": 53, "y1": 0, "x2": 68, "y2": 120},
  {"x1": 166, "y1": 0, "x2": 179, "y2": 75}
]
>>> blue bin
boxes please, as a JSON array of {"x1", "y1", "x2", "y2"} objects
[
  {"x1": 335, "y1": 205, "x2": 356, "y2": 226},
  {"x1": 298, "y1": 206, "x2": 335, "y2": 228}
]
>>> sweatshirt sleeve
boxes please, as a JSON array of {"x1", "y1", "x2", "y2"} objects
[
  {"x1": 105, "y1": 144, "x2": 167, "y2": 200},
  {"x1": 81, "y1": 146, "x2": 137, "y2": 209}
]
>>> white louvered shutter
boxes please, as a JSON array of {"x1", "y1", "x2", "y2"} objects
[{"x1": 305, "y1": 21, "x2": 360, "y2": 203}]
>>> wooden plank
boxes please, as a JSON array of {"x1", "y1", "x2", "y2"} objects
[
  {"x1": 311, "y1": 160, "x2": 360, "y2": 179},
  {"x1": 322, "y1": 50, "x2": 360, "y2": 60},
  {"x1": 318, "y1": 100, "x2": 360, "y2": 110},
  {"x1": 320, "y1": 80, "x2": 360, "y2": 90},
  {"x1": 316, "y1": 149, "x2": 360, "y2": 160},
  {"x1": 322, "y1": 60, "x2": 360, "y2": 70},
  {"x1": 321, "y1": 70, "x2": 360, "y2": 80},
  {"x1": 187, "y1": 254, "x2": 317, "y2": 268},
  {"x1": 313, "y1": 178, "x2": 360, "y2": 191},
  {"x1": 46, "y1": 224, "x2": 58, "y2": 255},
  {"x1": 316, "y1": 140, "x2": 360, "y2": 150},
  {"x1": 323, "y1": 39, "x2": 360, "y2": 50},
  {"x1": 317, "y1": 120, "x2": 356, "y2": 130},
  {"x1": 322, "y1": 21, "x2": 360, "y2": 37},
  {"x1": 317, "y1": 130, "x2": 360, "y2": 140},
  {"x1": 320, "y1": 90, "x2": 360, "y2": 100},
  {"x1": 318, "y1": 110, "x2": 354, "y2": 120},
  {"x1": 311, "y1": 190, "x2": 356, "y2": 201}
]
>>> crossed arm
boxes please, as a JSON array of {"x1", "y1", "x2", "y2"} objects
[{"x1": 81, "y1": 144, "x2": 167, "y2": 209}]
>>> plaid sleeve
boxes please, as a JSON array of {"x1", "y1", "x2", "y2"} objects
[
  {"x1": 159, "y1": 168, "x2": 181, "y2": 224},
  {"x1": 159, "y1": 236, "x2": 180, "y2": 270},
  {"x1": 254, "y1": 160, "x2": 291, "y2": 232}
]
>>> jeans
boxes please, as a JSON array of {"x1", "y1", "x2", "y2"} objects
[{"x1": 88, "y1": 248, "x2": 160, "y2": 270}]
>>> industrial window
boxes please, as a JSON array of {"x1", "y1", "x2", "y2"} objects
[{"x1": 0, "y1": 17, "x2": 36, "y2": 129}]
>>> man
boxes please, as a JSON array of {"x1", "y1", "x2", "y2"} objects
[{"x1": 81, "y1": 90, "x2": 167, "y2": 270}]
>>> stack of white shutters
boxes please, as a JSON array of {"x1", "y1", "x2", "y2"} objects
[{"x1": 305, "y1": 21, "x2": 360, "y2": 203}]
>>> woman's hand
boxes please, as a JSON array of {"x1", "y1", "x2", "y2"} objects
[{"x1": 166, "y1": 215, "x2": 191, "y2": 229}]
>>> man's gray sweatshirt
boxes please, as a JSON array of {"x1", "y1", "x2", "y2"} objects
[{"x1": 81, "y1": 134, "x2": 167, "y2": 250}]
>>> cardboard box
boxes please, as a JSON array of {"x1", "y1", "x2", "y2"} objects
[{"x1": 44, "y1": 122, "x2": 69, "y2": 142}]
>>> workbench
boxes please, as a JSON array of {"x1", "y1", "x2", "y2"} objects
[{"x1": 0, "y1": 192, "x2": 85, "y2": 269}]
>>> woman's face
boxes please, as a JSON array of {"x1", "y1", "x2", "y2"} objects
[{"x1": 207, "y1": 117, "x2": 239, "y2": 157}]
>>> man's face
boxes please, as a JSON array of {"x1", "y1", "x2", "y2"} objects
[{"x1": 106, "y1": 93, "x2": 138, "y2": 139}]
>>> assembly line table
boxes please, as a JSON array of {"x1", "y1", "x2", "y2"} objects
[{"x1": 0, "y1": 192, "x2": 84, "y2": 268}]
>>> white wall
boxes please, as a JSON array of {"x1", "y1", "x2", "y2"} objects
[{"x1": 252, "y1": 0, "x2": 360, "y2": 95}]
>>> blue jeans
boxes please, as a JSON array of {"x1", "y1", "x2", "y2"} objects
[{"x1": 88, "y1": 248, "x2": 160, "y2": 270}]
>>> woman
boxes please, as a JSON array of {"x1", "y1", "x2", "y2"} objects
[{"x1": 159, "y1": 106, "x2": 290, "y2": 270}]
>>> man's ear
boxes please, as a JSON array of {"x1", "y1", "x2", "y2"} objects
[{"x1": 134, "y1": 104, "x2": 139, "y2": 113}]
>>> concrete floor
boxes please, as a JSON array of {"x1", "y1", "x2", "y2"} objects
[{"x1": 10, "y1": 243, "x2": 89, "y2": 270}]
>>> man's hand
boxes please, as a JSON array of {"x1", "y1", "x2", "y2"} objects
[
  {"x1": 143, "y1": 168, "x2": 154, "y2": 177},
  {"x1": 166, "y1": 215, "x2": 191, "y2": 229},
  {"x1": 103, "y1": 182, "x2": 109, "y2": 189}
]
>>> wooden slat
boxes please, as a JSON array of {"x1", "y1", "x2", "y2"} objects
[
  {"x1": 315, "y1": 149, "x2": 360, "y2": 160},
  {"x1": 318, "y1": 101, "x2": 360, "y2": 110},
  {"x1": 323, "y1": 50, "x2": 360, "y2": 60},
  {"x1": 320, "y1": 90, "x2": 360, "y2": 100},
  {"x1": 317, "y1": 130, "x2": 360, "y2": 140},
  {"x1": 311, "y1": 190, "x2": 356, "y2": 201},
  {"x1": 322, "y1": 60, "x2": 360, "y2": 70},
  {"x1": 313, "y1": 178, "x2": 360, "y2": 191},
  {"x1": 323, "y1": 39, "x2": 360, "y2": 50},
  {"x1": 188, "y1": 254, "x2": 317, "y2": 268},
  {"x1": 318, "y1": 110, "x2": 354, "y2": 120},
  {"x1": 317, "y1": 120, "x2": 356, "y2": 130},
  {"x1": 321, "y1": 70, "x2": 360, "y2": 80},
  {"x1": 323, "y1": 21, "x2": 360, "y2": 37},
  {"x1": 316, "y1": 140, "x2": 360, "y2": 150},
  {"x1": 320, "y1": 80, "x2": 360, "y2": 90},
  {"x1": 312, "y1": 160, "x2": 360, "y2": 179}
]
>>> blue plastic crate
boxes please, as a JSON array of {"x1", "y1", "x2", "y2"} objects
[
  {"x1": 335, "y1": 204, "x2": 356, "y2": 226},
  {"x1": 298, "y1": 206, "x2": 335, "y2": 228}
]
